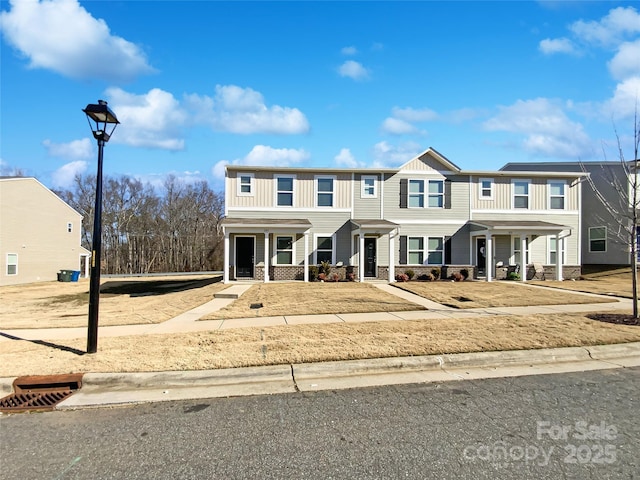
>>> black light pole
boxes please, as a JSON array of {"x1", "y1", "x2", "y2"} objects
[{"x1": 83, "y1": 100, "x2": 119, "y2": 354}]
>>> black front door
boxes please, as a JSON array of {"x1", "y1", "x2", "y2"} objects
[
  {"x1": 365, "y1": 238, "x2": 376, "y2": 277},
  {"x1": 235, "y1": 237, "x2": 254, "y2": 278},
  {"x1": 476, "y1": 238, "x2": 486, "y2": 276}
]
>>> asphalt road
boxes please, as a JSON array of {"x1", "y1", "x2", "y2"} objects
[{"x1": 1, "y1": 367, "x2": 638, "y2": 479}]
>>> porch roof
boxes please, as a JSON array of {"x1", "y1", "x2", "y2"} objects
[
  {"x1": 469, "y1": 220, "x2": 570, "y2": 234},
  {"x1": 351, "y1": 219, "x2": 399, "y2": 232},
  {"x1": 221, "y1": 218, "x2": 312, "y2": 231}
]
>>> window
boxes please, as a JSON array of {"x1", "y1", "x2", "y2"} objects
[
  {"x1": 427, "y1": 237, "x2": 444, "y2": 264},
  {"x1": 276, "y1": 175, "x2": 294, "y2": 207},
  {"x1": 361, "y1": 175, "x2": 377, "y2": 198},
  {"x1": 549, "y1": 181, "x2": 565, "y2": 210},
  {"x1": 513, "y1": 180, "x2": 530, "y2": 209},
  {"x1": 238, "y1": 173, "x2": 254, "y2": 196},
  {"x1": 408, "y1": 237, "x2": 424, "y2": 265},
  {"x1": 316, "y1": 236, "x2": 334, "y2": 264},
  {"x1": 479, "y1": 178, "x2": 493, "y2": 199},
  {"x1": 275, "y1": 236, "x2": 294, "y2": 265},
  {"x1": 428, "y1": 180, "x2": 444, "y2": 208},
  {"x1": 67, "y1": 222, "x2": 73, "y2": 233},
  {"x1": 316, "y1": 177, "x2": 334, "y2": 207},
  {"x1": 512, "y1": 237, "x2": 529, "y2": 265},
  {"x1": 6, "y1": 253, "x2": 17, "y2": 275},
  {"x1": 589, "y1": 227, "x2": 607, "y2": 252},
  {"x1": 408, "y1": 180, "x2": 424, "y2": 208},
  {"x1": 549, "y1": 237, "x2": 565, "y2": 265}
]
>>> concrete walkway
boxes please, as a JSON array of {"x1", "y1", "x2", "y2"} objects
[{"x1": 0, "y1": 282, "x2": 632, "y2": 342}]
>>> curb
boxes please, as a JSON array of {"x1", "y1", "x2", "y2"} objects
[{"x1": 3, "y1": 343, "x2": 638, "y2": 410}]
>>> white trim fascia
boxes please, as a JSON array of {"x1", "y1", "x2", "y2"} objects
[
  {"x1": 224, "y1": 174, "x2": 229, "y2": 217},
  {"x1": 380, "y1": 173, "x2": 385, "y2": 219},
  {"x1": 470, "y1": 209, "x2": 580, "y2": 215},
  {"x1": 351, "y1": 172, "x2": 355, "y2": 219},
  {"x1": 228, "y1": 206, "x2": 352, "y2": 214},
  {"x1": 273, "y1": 173, "x2": 296, "y2": 208},
  {"x1": 388, "y1": 219, "x2": 466, "y2": 225},
  {"x1": 398, "y1": 170, "x2": 449, "y2": 176}
]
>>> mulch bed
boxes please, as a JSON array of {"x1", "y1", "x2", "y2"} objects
[{"x1": 588, "y1": 313, "x2": 640, "y2": 326}]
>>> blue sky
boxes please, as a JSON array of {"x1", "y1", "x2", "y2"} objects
[{"x1": 1, "y1": 1, "x2": 639, "y2": 192}]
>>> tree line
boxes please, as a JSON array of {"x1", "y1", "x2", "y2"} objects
[{"x1": 54, "y1": 174, "x2": 225, "y2": 274}]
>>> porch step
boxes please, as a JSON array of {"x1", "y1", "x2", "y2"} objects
[{"x1": 214, "y1": 284, "x2": 252, "y2": 299}]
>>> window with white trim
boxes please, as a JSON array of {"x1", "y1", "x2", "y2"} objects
[
  {"x1": 316, "y1": 177, "x2": 334, "y2": 207},
  {"x1": 361, "y1": 175, "x2": 377, "y2": 198},
  {"x1": 275, "y1": 175, "x2": 294, "y2": 207},
  {"x1": 427, "y1": 237, "x2": 444, "y2": 264},
  {"x1": 6, "y1": 253, "x2": 17, "y2": 275},
  {"x1": 237, "y1": 173, "x2": 254, "y2": 196},
  {"x1": 275, "y1": 236, "x2": 294, "y2": 265},
  {"x1": 548, "y1": 181, "x2": 565, "y2": 210},
  {"x1": 428, "y1": 180, "x2": 444, "y2": 208},
  {"x1": 589, "y1": 227, "x2": 607, "y2": 252},
  {"x1": 316, "y1": 236, "x2": 334, "y2": 263},
  {"x1": 408, "y1": 180, "x2": 424, "y2": 208},
  {"x1": 408, "y1": 237, "x2": 424, "y2": 265},
  {"x1": 549, "y1": 237, "x2": 565, "y2": 265},
  {"x1": 479, "y1": 178, "x2": 493, "y2": 199},
  {"x1": 512, "y1": 237, "x2": 529, "y2": 265},
  {"x1": 513, "y1": 180, "x2": 530, "y2": 209}
]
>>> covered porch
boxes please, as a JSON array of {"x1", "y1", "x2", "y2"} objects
[{"x1": 351, "y1": 219, "x2": 399, "y2": 283}]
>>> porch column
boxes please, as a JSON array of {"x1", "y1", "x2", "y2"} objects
[
  {"x1": 223, "y1": 232, "x2": 230, "y2": 283},
  {"x1": 388, "y1": 231, "x2": 395, "y2": 283},
  {"x1": 359, "y1": 233, "x2": 365, "y2": 282},
  {"x1": 521, "y1": 235, "x2": 527, "y2": 283},
  {"x1": 304, "y1": 232, "x2": 309, "y2": 282},
  {"x1": 556, "y1": 235, "x2": 563, "y2": 281},
  {"x1": 485, "y1": 234, "x2": 493, "y2": 282},
  {"x1": 264, "y1": 230, "x2": 270, "y2": 283}
]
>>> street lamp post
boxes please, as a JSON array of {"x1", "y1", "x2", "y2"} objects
[{"x1": 83, "y1": 100, "x2": 119, "y2": 354}]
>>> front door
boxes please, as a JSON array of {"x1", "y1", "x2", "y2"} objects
[
  {"x1": 235, "y1": 237, "x2": 255, "y2": 278},
  {"x1": 476, "y1": 238, "x2": 486, "y2": 276},
  {"x1": 364, "y1": 238, "x2": 376, "y2": 277}
]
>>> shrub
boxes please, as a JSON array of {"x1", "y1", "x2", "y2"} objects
[
  {"x1": 460, "y1": 268, "x2": 470, "y2": 280},
  {"x1": 318, "y1": 273, "x2": 326, "y2": 281},
  {"x1": 331, "y1": 273, "x2": 340, "y2": 282},
  {"x1": 395, "y1": 273, "x2": 409, "y2": 282},
  {"x1": 309, "y1": 265, "x2": 319, "y2": 282},
  {"x1": 320, "y1": 260, "x2": 332, "y2": 276},
  {"x1": 404, "y1": 269, "x2": 415, "y2": 280},
  {"x1": 451, "y1": 272, "x2": 463, "y2": 282},
  {"x1": 430, "y1": 267, "x2": 441, "y2": 280},
  {"x1": 346, "y1": 272, "x2": 356, "y2": 282},
  {"x1": 507, "y1": 272, "x2": 520, "y2": 281}
]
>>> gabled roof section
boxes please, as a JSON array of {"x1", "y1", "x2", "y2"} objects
[
  {"x1": 398, "y1": 147, "x2": 462, "y2": 173},
  {"x1": 0, "y1": 177, "x2": 82, "y2": 219}
]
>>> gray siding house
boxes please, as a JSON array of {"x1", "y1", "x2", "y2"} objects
[
  {"x1": 222, "y1": 148, "x2": 586, "y2": 283},
  {"x1": 0, "y1": 177, "x2": 90, "y2": 286}
]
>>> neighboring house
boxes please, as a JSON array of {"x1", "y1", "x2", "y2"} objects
[
  {"x1": 501, "y1": 161, "x2": 638, "y2": 266},
  {"x1": 221, "y1": 148, "x2": 586, "y2": 283},
  {"x1": 0, "y1": 177, "x2": 90, "y2": 286}
]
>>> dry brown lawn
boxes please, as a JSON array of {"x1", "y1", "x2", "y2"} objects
[
  {"x1": 531, "y1": 270, "x2": 638, "y2": 299},
  {"x1": 392, "y1": 280, "x2": 614, "y2": 309},
  {"x1": 1, "y1": 312, "x2": 638, "y2": 377},
  {"x1": 0, "y1": 275, "x2": 227, "y2": 329}
]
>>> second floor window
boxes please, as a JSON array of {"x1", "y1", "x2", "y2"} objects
[
  {"x1": 479, "y1": 178, "x2": 493, "y2": 199},
  {"x1": 549, "y1": 181, "x2": 565, "y2": 210},
  {"x1": 238, "y1": 174, "x2": 253, "y2": 196},
  {"x1": 316, "y1": 177, "x2": 334, "y2": 207},
  {"x1": 276, "y1": 176, "x2": 294, "y2": 206},
  {"x1": 428, "y1": 180, "x2": 444, "y2": 208},
  {"x1": 361, "y1": 176, "x2": 377, "y2": 198},
  {"x1": 513, "y1": 180, "x2": 530, "y2": 209},
  {"x1": 409, "y1": 180, "x2": 424, "y2": 208}
]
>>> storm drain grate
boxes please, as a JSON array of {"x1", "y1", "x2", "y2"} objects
[{"x1": 0, "y1": 373, "x2": 83, "y2": 413}]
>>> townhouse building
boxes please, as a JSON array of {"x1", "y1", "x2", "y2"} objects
[{"x1": 222, "y1": 148, "x2": 586, "y2": 283}]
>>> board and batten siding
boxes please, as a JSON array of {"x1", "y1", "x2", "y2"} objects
[
  {"x1": 472, "y1": 176, "x2": 579, "y2": 211},
  {"x1": 353, "y1": 173, "x2": 382, "y2": 219}
]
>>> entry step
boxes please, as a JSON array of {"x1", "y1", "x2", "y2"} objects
[{"x1": 214, "y1": 284, "x2": 252, "y2": 299}]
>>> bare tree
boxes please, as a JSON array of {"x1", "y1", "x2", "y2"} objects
[{"x1": 582, "y1": 112, "x2": 640, "y2": 319}]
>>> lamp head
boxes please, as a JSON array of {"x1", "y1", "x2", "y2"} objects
[{"x1": 83, "y1": 100, "x2": 119, "y2": 142}]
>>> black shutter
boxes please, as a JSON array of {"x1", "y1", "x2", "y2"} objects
[
  {"x1": 399, "y1": 179, "x2": 408, "y2": 208},
  {"x1": 444, "y1": 236, "x2": 452, "y2": 264},
  {"x1": 399, "y1": 236, "x2": 407, "y2": 264},
  {"x1": 444, "y1": 179, "x2": 452, "y2": 209}
]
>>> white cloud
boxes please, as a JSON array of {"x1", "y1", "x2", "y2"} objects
[
  {"x1": 0, "y1": 0, "x2": 154, "y2": 82},
  {"x1": 371, "y1": 141, "x2": 423, "y2": 168},
  {"x1": 484, "y1": 98, "x2": 592, "y2": 158},
  {"x1": 539, "y1": 37, "x2": 577, "y2": 55},
  {"x1": 608, "y1": 39, "x2": 640, "y2": 81},
  {"x1": 42, "y1": 138, "x2": 93, "y2": 160},
  {"x1": 51, "y1": 160, "x2": 88, "y2": 188},
  {"x1": 338, "y1": 60, "x2": 370, "y2": 81},
  {"x1": 185, "y1": 85, "x2": 310, "y2": 135},
  {"x1": 570, "y1": 6, "x2": 640, "y2": 47},
  {"x1": 212, "y1": 145, "x2": 310, "y2": 179},
  {"x1": 133, "y1": 171, "x2": 206, "y2": 191},
  {"x1": 605, "y1": 77, "x2": 640, "y2": 119},
  {"x1": 341, "y1": 46, "x2": 357, "y2": 55},
  {"x1": 334, "y1": 148, "x2": 364, "y2": 168},
  {"x1": 381, "y1": 117, "x2": 418, "y2": 135},
  {"x1": 105, "y1": 87, "x2": 188, "y2": 150}
]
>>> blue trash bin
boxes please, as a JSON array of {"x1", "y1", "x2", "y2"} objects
[{"x1": 70, "y1": 270, "x2": 80, "y2": 282}]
